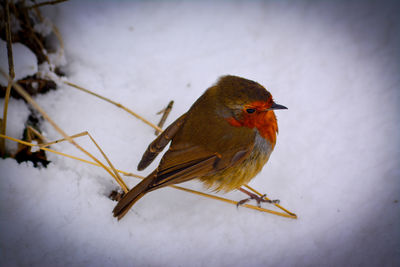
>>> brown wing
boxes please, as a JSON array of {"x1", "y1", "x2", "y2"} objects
[
  {"x1": 138, "y1": 114, "x2": 187, "y2": 171},
  {"x1": 113, "y1": 148, "x2": 222, "y2": 220},
  {"x1": 150, "y1": 146, "x2": 220, "y2": 188},
  {"x1": 113, "y1": 145, "x2": 222, "y2": 220},
  {"x1": 147, "y1": 137, "x2": 254, "y2": 190}
]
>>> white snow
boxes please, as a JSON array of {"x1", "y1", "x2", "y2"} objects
[
  {"x1": 1, "y1": 1, "x2": 399, "y2": 266},
  {"x1": 33, "y1": 17, "x2": 54, "y2": 37},
  {"x1": 0, "y1": 98, "x2": 30, "y2": 153}
]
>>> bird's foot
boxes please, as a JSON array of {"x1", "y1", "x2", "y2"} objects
[
  {"x1": 109, "y1": 189, "x2": 125, "y2": 202},
  {"x1": 237, "y1": 188, "x2": 280, "y2": 208}
]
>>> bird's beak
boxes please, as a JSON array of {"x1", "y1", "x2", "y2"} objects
[{"x1": 269, "y1": 102, "x2": 288, "y2": 110}]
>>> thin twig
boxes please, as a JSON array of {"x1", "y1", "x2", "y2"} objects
[
  {"x1": 86, "y1": 132, "x2": 126, "y2": 194},
  {"x1": 0, "y1": 133, "x2": 297, "y2": 219},
  {"x1": 64, "y1": 81, "x2": 163, "y2": 132},
  {"x1": 27, "y1": 126, "x2": 47, "y2": 143},
  {"x1": 155, "y1": 100, "x2": 174, "y2": 135},
  {"x1": 40, "y1": 131, "x2": 87, "y2": 147},
  {"x1": 28, "y1": 0, "x2": 68, "y2": 9},
  {"x1": 0, "y1": 83, "x2": 12, "y2": 156},
  {"x1": 0, "y1": 0, "x2": 15, "y2": 156}
]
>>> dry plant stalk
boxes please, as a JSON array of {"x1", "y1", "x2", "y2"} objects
[
  {"x1": 0, "y1": 133, "x2": 297, "y2": 219},
  {"x1": 155, "y1": 100, "x2": 174, "y2": 135},
  {"x1": 39, "y1": 131, "x2": 87, "y2": 147},
  {"x1": 1, "y1": 0, "x2": 15, "y2": 156},
  {"x1": 26, "y1": 126, "x2": 47, "y2": 144}
]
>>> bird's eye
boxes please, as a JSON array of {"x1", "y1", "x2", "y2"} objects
[{"x1": 246, "y1": 108, "x2": 256, "y2": 114}]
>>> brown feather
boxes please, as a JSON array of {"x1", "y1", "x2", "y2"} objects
[
  {"x1": 137, "y1": 114, "x2": 186, "y2": 171},
  {"x1": 152, "y1": 154, "x2": 219, "y2": 187},
  {"x1": 113, "y1": 155, "x2": 219, "y2": 220},
  {"x1": 112, "y1": 170, "x2": 156, "y2": 220}
]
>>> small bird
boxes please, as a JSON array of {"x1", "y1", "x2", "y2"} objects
[{"x1": 113, "y1": 75, "x2": 287, "y2": 219}]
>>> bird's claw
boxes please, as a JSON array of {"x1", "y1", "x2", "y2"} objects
[
  {"x1": 236, "y1": 198, "x2": 250, "y2": 207},
  {"x1": 237, "y1": 193, "x2": 280, "y2": 208},
  {"x1": 109, "y1": 189, "x2": 125, "y2": 202}
]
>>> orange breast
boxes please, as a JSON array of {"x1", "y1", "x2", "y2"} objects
[
  {"x1": 228, "y1": 110, "x2": 278, "y2": 146},
  {"x1": 252, "y1": 111, "x2": 278, "y2": 146}
]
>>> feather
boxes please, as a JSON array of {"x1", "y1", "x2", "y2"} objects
[{"x1": 137, "y1": 114, "x2": 186, "y2": 171}]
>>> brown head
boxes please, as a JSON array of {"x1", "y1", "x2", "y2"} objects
[{"x1": 206, "y1": 75, "x2": 287, "y2": 145}]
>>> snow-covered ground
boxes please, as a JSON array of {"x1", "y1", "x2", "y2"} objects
[{"x1": 1, "y1": 1, "x2": 399, "y2": 266}]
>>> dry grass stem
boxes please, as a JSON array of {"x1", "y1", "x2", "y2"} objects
[
  {"x1": 85, "y1": 132, "x2": 126, "y2": 193},
  {"x1": 27, "y1": 126, "x2": 48, "y2": 143},
  {"x1": 1, "y1": 133, "x2": 127, "y2": 172},
  {"x1": 0, "y1": 82, "x2": 12, "y2": 156},
  {"x1": 155, "y1": 100, "x2": 174, "y2": 135},
  {"x1": 0, "y1": 133, "x2": 297, "y2": 219},
  {"x1": 40, "y1": 131, "x2": 87, "y2": 147},
  {"x1": 40, "y1": 130, "x2": 126, "y2": 193},
  {"x1": 1, "y1": 0, "x2": 15, "y2": 156},
  {"x1": 64, "y1": 81, "x2": 163, "y2": 132},
  {"x1": 124, "y1": 172, "x2": 152, "y2": 179}
]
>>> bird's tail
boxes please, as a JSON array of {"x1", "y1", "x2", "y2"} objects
[{"x1": 113, "y1": 171, "x2": 156, "y2": 220}]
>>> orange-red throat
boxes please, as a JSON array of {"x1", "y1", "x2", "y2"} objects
[{"x1": 227, "y1": 101, "x2": 279, "y2": 145}]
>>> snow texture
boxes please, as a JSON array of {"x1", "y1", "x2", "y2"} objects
[
  {"x1": 0, "y1": 40, "x2": 38, "y2": 86},
  {"x1": 1, "y1": 1, "x2": 400, "y2": 266}
]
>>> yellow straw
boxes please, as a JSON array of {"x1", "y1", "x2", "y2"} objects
[{"x1": 0, "y1": 134, "x2": 297, "y2": 219}]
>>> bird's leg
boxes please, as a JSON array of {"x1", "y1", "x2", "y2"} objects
[
  {"x1": 237, "y1": 187, "x2": 280, "y2": 207},
  {"x1": 109, "y1": 189, "x2": 125, "y2": 202}
]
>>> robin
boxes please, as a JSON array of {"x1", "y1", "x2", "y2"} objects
[{"x1": 113, "y1": 75, "x2": 287, "y2": 219}]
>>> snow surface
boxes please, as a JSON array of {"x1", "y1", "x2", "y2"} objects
[
  {"x1": 1, "y1": 1, "x2": 400, "y2": 266},
  {"x1": 0, "y1": 40, "x2": 38, "y2": 86}
]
